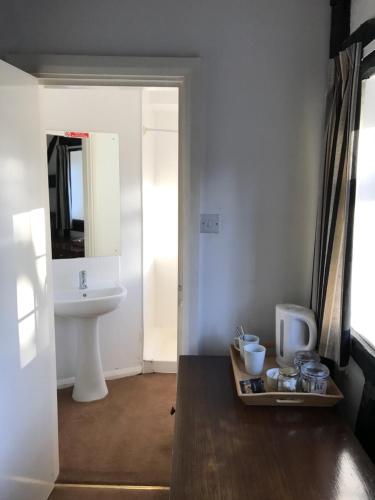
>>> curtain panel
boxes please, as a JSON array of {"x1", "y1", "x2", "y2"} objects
[{"x1": 311, "y1": 43, "x2": 362, "y2": 367}]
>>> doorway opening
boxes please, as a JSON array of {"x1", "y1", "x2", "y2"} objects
[{"x1": 41, "y1": 83, "x2": 179, "y2": 487}]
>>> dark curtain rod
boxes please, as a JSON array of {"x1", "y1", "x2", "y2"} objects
[
  {"x1": 343, "y1": 18, "x2": 375, "y2": 50},
  {"x1": 47, "y1": 135, "x2": 82, "y2": 163},
  {"x1": 344, "y1": 18, "x2": 375, "y2": 80},
  {"x1": 335, "y1": 18, "x2": 375, "y2": 80}
]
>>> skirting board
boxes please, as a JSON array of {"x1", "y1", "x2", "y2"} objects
[
  {"x1": 57, "y1": 365, "x2": 142, "y2": 389},
  {"x1": 143, "y1": 360, "x2": 177, "y2": 374}
]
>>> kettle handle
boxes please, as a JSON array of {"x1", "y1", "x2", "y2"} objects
[{"x1": 295, "y1": 311, "x2": 317, "y2": 351}]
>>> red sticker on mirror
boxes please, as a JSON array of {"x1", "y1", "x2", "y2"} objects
[{"x1": 65, "y1": 131, "x2": 89, "y2": 138}]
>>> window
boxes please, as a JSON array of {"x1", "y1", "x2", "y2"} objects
[{"x1": 351, "y1": 73, "x2": 375, "y2": 349}]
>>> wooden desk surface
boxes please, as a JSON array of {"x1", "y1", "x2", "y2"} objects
[{"x1": 170, "y1": 356, "x2": 375, "y2": 500}]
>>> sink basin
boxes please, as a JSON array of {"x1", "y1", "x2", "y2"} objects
[
  {"x1": 53, "y1": 283, "x2": 127, "y2": 402},
  {"x1": 54, "y1": 284, "x2": 127, "y2": 319}
]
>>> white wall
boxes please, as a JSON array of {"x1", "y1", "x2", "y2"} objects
[
  {"x1": 142, "y1": 89, "x2": 178, "y2": 366},
  {"x1": 142, "y1": 91, "x2": 156, "y2": 343},
  {"x1": 40, "y1": 86, "x2": 143, "y2": 382},
  {"x1": 1, "y1": 0, "x2": 331, "y2": 354},
  {"x1": 351, "y1": 0, "x2": 375, "y2": 32}
]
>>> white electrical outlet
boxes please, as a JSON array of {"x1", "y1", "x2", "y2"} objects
[{"x1": 200, "y1": 214, "x2": 220, "y2": 234}]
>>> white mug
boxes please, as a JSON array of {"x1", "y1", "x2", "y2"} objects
[
  {"x1": 234, "y1": 334, "x2": 259, "y2": 360},
  {"x1": 244, "y1": 344, "x2": 266, "y2": 376}
]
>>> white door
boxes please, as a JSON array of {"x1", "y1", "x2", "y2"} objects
[{"x1": 0, "y1": 61, "x2": 58, "y2": 499}]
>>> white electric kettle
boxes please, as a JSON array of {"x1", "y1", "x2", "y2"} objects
[{"x1": 275, "y1": 304, "x2": 317, "y2": 367}]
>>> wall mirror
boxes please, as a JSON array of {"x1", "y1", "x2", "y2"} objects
[{"x1": 46, "y1": 131, "x2": 121, "y2": 259}]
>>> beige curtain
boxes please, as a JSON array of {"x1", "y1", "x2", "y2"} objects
[{"x1": 311, "y1": 43, "x2": 362, "y2": 367}]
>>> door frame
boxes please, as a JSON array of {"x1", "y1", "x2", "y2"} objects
[{"x1": 6, "y1": 54, "x2": 203, "y2": 357}]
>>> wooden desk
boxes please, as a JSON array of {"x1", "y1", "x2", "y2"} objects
[{"x1": 170, "y1": 356, "x2": 375, "y2": 500}]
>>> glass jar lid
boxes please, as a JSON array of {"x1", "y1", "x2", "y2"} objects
[
  {"x1": 301, "y1": 361, "x2": 329, "y2": 380},
  {"x1": 279, "y1": 367, "x2": 298, "y2": 378},
  {"x1": 294, "y1": 350, "x2": 320, "y2": 367}
]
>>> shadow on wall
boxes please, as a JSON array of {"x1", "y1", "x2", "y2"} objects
[{"x1": 13, "y1": 208, "x2": 50, "y2": 369}]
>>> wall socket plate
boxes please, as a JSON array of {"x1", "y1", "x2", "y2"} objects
[{"x1": 200, "y1": 213, "x2": 220, "y2": 234}]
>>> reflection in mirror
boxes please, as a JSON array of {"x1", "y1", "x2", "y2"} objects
[{"x1": 46, "y1": 132, "x2": 121, "y2": 259}]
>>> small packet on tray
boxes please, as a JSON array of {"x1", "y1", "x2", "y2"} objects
[{"x1": 240, "y1": 377, "x2": 265, "y2": 394}]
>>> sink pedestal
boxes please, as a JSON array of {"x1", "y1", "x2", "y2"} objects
[
  {"x1": 72, "y1": 318, "x2": 108, "y2": 402},
  {"x1": 54, "y1": 283, "x2": 127, "y2": 402}
]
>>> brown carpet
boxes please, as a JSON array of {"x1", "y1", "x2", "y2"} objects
[
  {"x1": 57, "y1": 374, "x2": 176, "y2": 486},
  {"x1": 49, "y1": 486, "x2": 169, "y2": 500}
]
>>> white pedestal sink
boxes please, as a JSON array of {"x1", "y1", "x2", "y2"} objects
[{"x1": 54, "y1": 284, "x2": 127, "y2": 402}]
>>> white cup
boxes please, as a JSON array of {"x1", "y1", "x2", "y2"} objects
[
  {"x1": 243, "y1": 344, "x2": 266, "y2": 376},
  {"x1": 234, "y1": 334, "x2": 259, "y2": 360}
]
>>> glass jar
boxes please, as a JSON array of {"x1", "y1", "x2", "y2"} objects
[
  {"x1": 277, "y1": 367, "x2": 298, "y2": 392},
  {"x1": 294, "y1": 351, "x2": 320, "y2": 391},
  {"x1": 294, "y1": 350, "x2": 320, "y2": 369},
  {"x1": 301, "y1": 361, "x2": 330, "y2": 394}
]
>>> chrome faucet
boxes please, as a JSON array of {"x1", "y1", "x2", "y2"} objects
[{"x1": 79, "y1": 270, "x2": 87, "y2": 290}]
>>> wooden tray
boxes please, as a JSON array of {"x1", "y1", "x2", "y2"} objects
[{"x1": 230, "y1": 344, "x2": 343, "y2": 407}]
